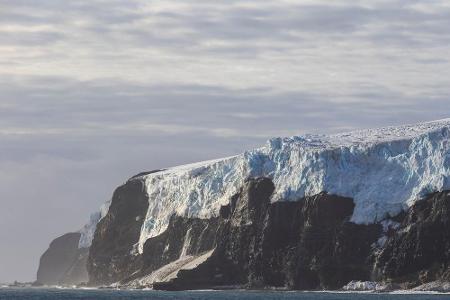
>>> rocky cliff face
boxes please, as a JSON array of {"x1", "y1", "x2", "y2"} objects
[
  {"x1": 374, "y1": 190, "x2": 450, "y2": 286},
  {"x1": 36, "y1": 232, "x2": 88, "y2": 286},
  {"x1": 139, "y1": 177, "x2": 382, "y2": 290},
  {"x1": 87, "y1": 177, "x2": 150, "y2": 285},
  {"x1": 37, "y1": 119, "x2": 450, "y2": 290},
  {"x1": 37, "y1": 177, "x2": 450, "y2": 290},
  {"x1": 82, "y1": 176, "x2": 448, "y2": 290}
]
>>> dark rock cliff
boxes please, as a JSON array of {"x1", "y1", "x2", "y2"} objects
[
  {"x1": 43, "y1": 176, "x2": 449, "y2": 290},
  {"x1": 36, "y1": 232, "x2": 88, "y2": 286},
  {"x1": 374, "y1": 191, "x2": 450, "y2": 286},
  {"x1": 141, "y1": 215, "x2": 219, "y2": 276},
  {"x1": 144, "y1": 178, "x2": 449, "y2": 290},
  {"x1": 87, "y1": 177, "x2": 150, "y2": 285},
  {"x1": 150, "y1": 177, "x2": 381, "y2": 290}
]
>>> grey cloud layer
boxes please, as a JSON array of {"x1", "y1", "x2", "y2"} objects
[
  {"x1": 2, "y1": 0, "x2": 450, "y2": 92},
  {"x1": 1, "y1": 0, "x2": 450, "y2": 283},
  {"x1": 4, "y1": 1, "x2": 450, "y2": 46},
  {"x1": 2, "y1": 75, "x2": 448, "y2": 142}
]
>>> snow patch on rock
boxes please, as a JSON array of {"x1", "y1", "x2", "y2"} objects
[
  {"x1": 78, "y1": 199, "x2": 111, "y2": 248},
  {"x1": 342, "y1": 280, "x2": 384, "y2": 291},
  {"x1": 127, "y1": 250, "x2": 214, "y2": 288}
]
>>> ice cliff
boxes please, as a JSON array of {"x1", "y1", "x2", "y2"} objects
[{"x1": 81, "y1": 118, "x2": 450, "y2": 253}]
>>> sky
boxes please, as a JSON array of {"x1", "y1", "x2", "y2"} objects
[{"x1": 1, "y1": 0, "x2": 450, "y2": 283}]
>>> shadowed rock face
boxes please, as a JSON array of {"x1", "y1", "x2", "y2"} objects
[
  {"x1": 258, "y1": 193, "x2": 381, "y2": 289},
  {"x1": 84, "y1": 176, "x2": 449, "y2": 290},
  {"x1": 87, "y1": 178, "x2": 149, "y2": 285},
  {"x1": 148, "y1": 178, "x2": 381, "y2": 290},
  {"x1": 141, "y1": 215, "x2": 219, "y2": 275},
  {"x1": 375, "y1": 191, "x2": 450, "y2": 286},
  {"x1": 36, "y1": 232, "x2": 88, "y2": 286}
]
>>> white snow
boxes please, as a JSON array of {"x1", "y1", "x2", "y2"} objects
[
  {"x1": 127, "y1": 250, "x2": 214, "y2": 287},
  {"x1": 180, "y1": 228, "x2": 192, "y2": 258},
  {"x1": 380, "y1": 219, "x2": 401, "y2": 232},
  {"x1": 342, "y1": 280, "x2": 382, "y2": 291},
  {"x1": 135, "y1": 118, "x2": 450, "y2": 252},
  {"x1": 78, "y1": 199, "x2": 111, "y2": 248},
  {"x1": 79, "y1": 119, "x2": 450, "y2": 251}
]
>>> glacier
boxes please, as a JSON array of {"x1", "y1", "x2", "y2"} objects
[
  {"x1": 80, "y1": 119, "x2": 450, "y2": 253},
  {"x1": 78, "y1": 200, "x2": 111, "y2": 248}
]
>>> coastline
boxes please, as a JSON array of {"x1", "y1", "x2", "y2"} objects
[{"x1": 3, "y1": 284, "x2": 449, "y2": 295}]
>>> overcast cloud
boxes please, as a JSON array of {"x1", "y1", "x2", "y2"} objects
[{"x1": 0, "y1": 0, "x2": 449, "y2": 282}]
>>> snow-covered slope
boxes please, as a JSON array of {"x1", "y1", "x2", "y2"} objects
[
  {"x1": 81, "y1": 119, "x2": 450, "y2": 253},
  {"x1": 78, "y1": 200, "x2": 111, "y2": 248}
]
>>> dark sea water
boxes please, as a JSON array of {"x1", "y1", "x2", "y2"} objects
[{"x1": 0, "y1": 289, "x2": 449, "y2": 300}]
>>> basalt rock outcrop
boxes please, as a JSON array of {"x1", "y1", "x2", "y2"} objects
[
  {"x1": 37, "y1": 177, "x2": 450, "y2": 290},
  {"x1": 145, "y1": 177, "x2": 382, "y2": 290},
  {"x1": 37, "y1": 119, "x2": 450, "y2": 290},
  {"x1": 87, "y1": 177, "x2": 150, "y2": 285},
  {"x1": 374, "y1": 190, "x2": 450, "y2": 287},
  {"x1": 117, "y1": 177, "x2": 449, "y2": 290},
  {"x1": 36, "y1": 232, "x2": 88, "y2": 286},
  {"x1": 82, "y1": 177, "x2": 383, "y2": 289}
]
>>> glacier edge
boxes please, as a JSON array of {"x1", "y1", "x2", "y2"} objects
[{"x1": 80, "y1": 118, "x2": 450, "y2": 253}]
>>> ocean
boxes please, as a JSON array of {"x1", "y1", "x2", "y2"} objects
[{"x1": 0, "y1": 289, "x2": 449, "y2": 300}]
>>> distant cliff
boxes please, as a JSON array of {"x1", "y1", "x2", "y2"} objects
[{"x1": 36, "y1": 232, "x2": 88, "y2": 286}]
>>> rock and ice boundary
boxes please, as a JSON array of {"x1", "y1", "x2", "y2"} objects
[
  {"x1": 37, "y1": 118, "x2": 450, "y2": 290},
  {"x1": 82, "y1": 118, "x2": 450, "y2": 251}
]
